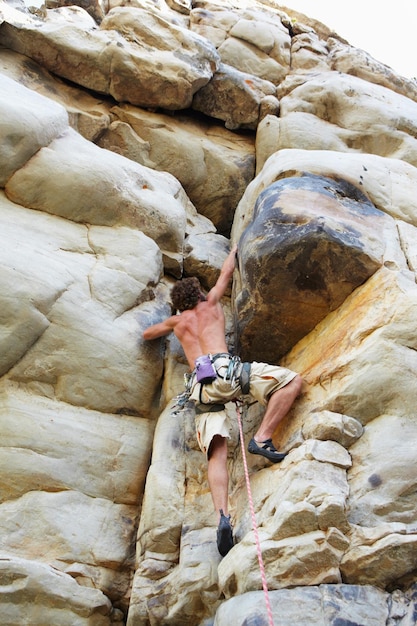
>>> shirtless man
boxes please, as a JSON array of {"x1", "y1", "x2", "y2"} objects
[{"x1": 143, "y1": 244, "x2": 302, "y2": 556}]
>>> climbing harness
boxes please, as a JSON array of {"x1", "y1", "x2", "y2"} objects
[
  {"x1": 205, "y1": 353, "x2": 251, "y2": 392},
  {"x1": 235, "y1": 400, "x2": 275, "y2": 626},
  {"x1": 175, "y1": 354, "x2": 251, "y2": 409}
]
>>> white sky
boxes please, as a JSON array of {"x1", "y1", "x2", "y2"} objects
[
  {"x1": 284, "y1": 0, "x2": 417, "y2": 79},
  {"x1": 22, "y1": 0, "x2": 416, "y2": 79}
]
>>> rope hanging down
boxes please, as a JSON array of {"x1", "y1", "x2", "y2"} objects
[{"x1": 235, "y1": 401, "x2": 275, "y2": 626}]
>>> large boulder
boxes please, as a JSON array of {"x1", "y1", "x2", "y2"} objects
[
  {"x1": 0, "y1": 3, "x2": 219, "y2": 109},
  {"x1": 0, "y1": 556, "x2": 115, "y2": 626},
  {"x1": 235, "y1": 173, "x2": 391, "y2": 361}
]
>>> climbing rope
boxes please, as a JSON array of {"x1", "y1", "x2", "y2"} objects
[{"x1": 235, "y1": 401, "x2": 275, "y2": 626}]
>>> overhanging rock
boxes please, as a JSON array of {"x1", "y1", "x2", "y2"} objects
[{"x1": 235, "y1": 173, "x2": 392, "y2": 361}]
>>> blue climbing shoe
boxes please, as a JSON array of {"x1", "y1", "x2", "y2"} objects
[
  {"x1": 217, "y1": 509, "x2": 234, "y2": 557},
  {"x1": 248, "y1": 437, "x2": 287, "y2": 463}
]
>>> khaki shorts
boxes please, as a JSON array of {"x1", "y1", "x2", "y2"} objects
[
  {"x1": 191, "y1": 359, "x2": 298, "y2": 456},
  {"x1": 195, "y1": 407, "x2": 231, "y2": 456}
]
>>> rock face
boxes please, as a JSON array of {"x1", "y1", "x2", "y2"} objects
[
  {"x1": 0, "y1": 0, "x2": 417, "y2": 624},
  {"x1": 235, "y1": 173, "x2": 389, "y2": 361}
]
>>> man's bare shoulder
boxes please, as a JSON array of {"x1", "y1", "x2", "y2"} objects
[{"x1": 172, "y1": 309, "x2": 198, "y2": 333}]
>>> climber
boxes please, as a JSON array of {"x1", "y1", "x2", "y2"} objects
[{"x1": 142, "y1": 244, "x2": 303, "y2": 557}]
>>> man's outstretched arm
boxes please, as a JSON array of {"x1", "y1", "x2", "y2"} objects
[
  {"x1": 207, "y1": 244, "x2": 238, "y2": 305},
  {"x1": 143, "y1": 316, "x2": 177, "y2": 340}
]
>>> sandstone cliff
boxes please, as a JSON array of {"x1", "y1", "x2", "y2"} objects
[{"x1": 1, "y1": 0, "x2": 417, "y2": 624}]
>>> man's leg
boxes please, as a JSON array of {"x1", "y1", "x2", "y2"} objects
[
  {"x1": 248, "y1": 374, "x2": 303, "y2": 462},
  {"x1": 254, "y1": 374, "x2": 303, "y2": 442},
  {"x1": 207, "y1": 435, "x2": 229, "y2": 519},
  {"x1": 207, "y1": 435, "x2": 234, "y2": 556}
]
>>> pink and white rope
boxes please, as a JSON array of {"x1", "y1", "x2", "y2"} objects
[{"x1": 235, "y1": 401, "x2": 275, "y2": 626}]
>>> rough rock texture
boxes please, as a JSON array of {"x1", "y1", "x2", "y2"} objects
[
  {"x1": 235, "y1": 173, "x2": 391, "y2": 361},
  {"x1": 1, "y1": 0, "x2": 417, "y2": 624}
]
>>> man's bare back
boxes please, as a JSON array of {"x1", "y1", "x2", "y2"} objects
[
  {"x1": 143, "y1": 244, "x2": 237, "y2": 370},
  {"x1": 171, "y1": 300, "x2": 229, "y2": 369}
]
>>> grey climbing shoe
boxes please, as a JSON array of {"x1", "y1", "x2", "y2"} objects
[
  {"x1": 217, "y1": 509, "x2": 234, "y2": 557},
  {"x1": 248, "y1": 437, "x2": 287, "y2": 463}
]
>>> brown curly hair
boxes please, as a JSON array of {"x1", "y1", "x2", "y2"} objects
[{"x1": 171, "y1": 277, "x2": 202, "y2": 312}]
